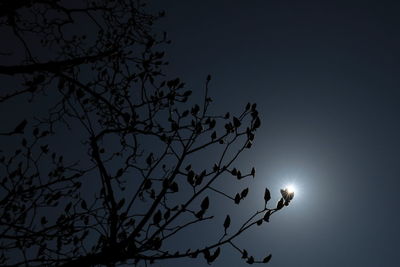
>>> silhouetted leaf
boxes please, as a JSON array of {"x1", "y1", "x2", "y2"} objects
[
  {"x1": 183, "y1": 90, "x2": 192, "y2": 96},
  {"x1": 211, "y1": 131, "x2": 217, "y2": 140},
  {"x1": 187, "y1": 170, "x2": 195, "y2": 185},
  {"x1": 40, "y1": 145, "x2": 49, "y2": 153},
  {"x1": 191, "y1": 104, "x2": 200, "y2": 116},
  {"x1": 196, "y1": 209, "x2": 205, "y2": 219},
  {"x1": 208, "y1": 247, "x2": 220, "y2": 263},
  {"x1": 233, "y1": 116, "x2": 241, "y2": 128},
  {"x1": 191, "y1": 249, "x2": 200, "y2": 258},
  {"x1": 231, "y1": 168, "x2": 237, "y2": 176},
  {"x1": 201, "y1": 197, "x2": 209, "y2": 211},
  {"x1": 234, "y1": 193, "x2": 241, "y2": 204},
  {"x1": 162, "y1": 179, "x2": 169, "y2": 189},
  {"x1": 117, "y1": 198, "x2": 125, "y2": 210},
  {"x1": 253, "y1": 116, "x2": 261, "y2": 129},
  {"x1": 209, "y1": 119, "x2": 216, "y2": 129},
  {"x1": 146, "y1": 153, "x2": 153, "y2": 166},
  {"x1": 263, "y1": 210, "x2": 271, "y2": 222},
  {"x1": 280, "y1": 189, "x2": 288, "y2": 200},
  {"x1": 143, "y1": 179, "x2": 152, "y2": 190},
  {"x1": 203, "y1": 248, "x2": 210, "y2": 261},
  {"x1": 248, "y1": 131, "x2": 255, "y2": 141},
  {"x1": 247, "y1": 256, "x2": 254, "y2": 264},
  {"x1": 170, "y1": 182, "x2": 179, "y2": 192},
  {"x1": 171, "y1": 121, "x2": 179, "y2": 131},
  {"x1": 246, "y1": 140, "x2": 252, "y2": 148},
  {"x1": 263, "y1": 254, "x2": 272, "y2": 263},
  {"x1": 213, "y1": 164, "x2": 219, "y2": 172},
  {"x1": 13, "y1": 119, "x2": 27, "y2": 134},
  {"x1": 242, "y1": 249, "x2": 248, "y2": 259},
  {"x1": 241, "y1": 188, "x2": 249, "y2": 199},
  {"x1": 150, "y1": 189, "x2": 155, "y2": 199},
  {"x1": 153, "y1": 210, "x2": 162, "y2": 225},
  {"x1": 264, "y1": 188, "x2": 271, "y2": 204},
  {"x1": 41, "y1": 216, "x2": 47, "y2": 225},
  {"x1": 195, "y1": 175, "x2": 203, "y2": 186},
  {"x1": 40, "y1": 131, "x2": 50, "y2": 137},
  {"x1": 251, "y1": 167, "x2": 255, "y2": 177},
  {"x1": 152, "y1": 237, "x2": 162, "y2": 250},
  {"x1": 195, "y1": 170, "x2": 206, "y2": 186},
  {"x1": 224, "y1": 123, "x2": 233, "y2": 133},
  {"x1": 276, "y1": 198, "x2": 284, "y2": 210},
  {"x1": 116, "y1": 168, "x2": 123, "y2": 177},
  {"x1": 182, "y1": 110, "x2": 189, "y2": 117},
  {"x1": 223, "y1": 215, "x2": 231, "y2": 230}
]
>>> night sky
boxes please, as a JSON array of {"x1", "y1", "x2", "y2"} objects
[
  {"x1": 153, "y1": 0, "x2": 400, "y2": 266},
  {"x1": 2, "y1": 0, "x2": 400, "y2": 266}
]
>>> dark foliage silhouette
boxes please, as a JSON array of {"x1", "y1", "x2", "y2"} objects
[{"x1": 0, "y1": 0, "x2": 293, "y2": 266}]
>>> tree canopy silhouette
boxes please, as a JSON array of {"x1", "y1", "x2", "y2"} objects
[{"x1": 0, "y1": 0, "x2": 294, "y2": 266}]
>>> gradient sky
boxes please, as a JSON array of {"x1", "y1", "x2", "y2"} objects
[
  {"x1": 151, "y1": 0, "x2": 400, "y2": 266},
  {"x1": 2, "y1": 1, "x2": 400, "y2": 266}
]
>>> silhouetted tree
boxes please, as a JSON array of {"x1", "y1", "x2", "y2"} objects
[{"x1": 0, "y1": 1, "x2": 294, "y2": 266}]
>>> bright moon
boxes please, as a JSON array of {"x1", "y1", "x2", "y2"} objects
[{"x1": 286, "y1": 184, "x2": 296, "y2": 194}]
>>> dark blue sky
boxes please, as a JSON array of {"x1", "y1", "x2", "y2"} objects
[
  {"x1": 152, "y1": 0, "x2": 400, "y2": 266},
  {"x1": 1, "y1": 1, "x2": 400, "y2": 266}
]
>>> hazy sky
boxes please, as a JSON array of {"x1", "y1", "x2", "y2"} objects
[
  {"x1": 2, "y1": 1, "x2": 400, "y2": 266},
  {"x1": 152, "y1": 0, "x2": 400, "y2": 266}
]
